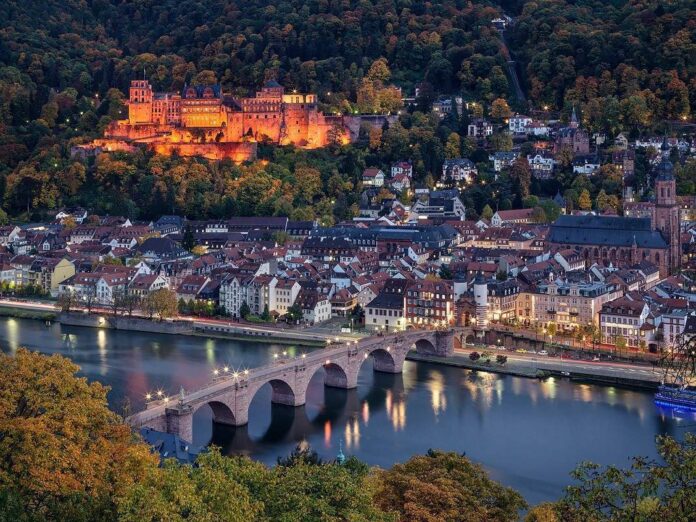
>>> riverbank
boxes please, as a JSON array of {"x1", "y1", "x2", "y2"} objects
[
  {"x1": 407, "y1": 351, "x2": 661, "y2": 391},
  {"x1": 0, "y1": 305, "x2": 56, "y2": 321}
]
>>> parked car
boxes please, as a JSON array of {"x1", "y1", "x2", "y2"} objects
[{"x1": 538, "y1": 350, "x2": 548, "y2": 356}]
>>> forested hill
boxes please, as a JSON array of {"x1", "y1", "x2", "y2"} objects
[
  {"x1": 1, "y1": 0, "x2": 507, "y2": 100},
  {"x1": 2, "y1": 0, "x2": 693, "y2": 121},
  {"x1": 510, "y1": 0, "x2": 695, "y2": 124},
  {"x1": 0, "y1": 0, "x2": 693, "y2": 221}
]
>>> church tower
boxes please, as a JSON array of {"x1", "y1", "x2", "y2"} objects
[
  {"x1": 569, "y1": 106, "x2": 579, "y2": 129},
  {"x1": 653, "y1": 136, "x2": 680, "y2": 273}
]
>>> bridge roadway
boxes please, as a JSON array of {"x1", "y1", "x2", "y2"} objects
[{"x1": 126, "y1": 329, "x2": 454, "y2": 442}]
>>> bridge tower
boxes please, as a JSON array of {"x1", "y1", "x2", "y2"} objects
[{"x1": 473, "y1": 273, "x2": 488, "y2": 338}]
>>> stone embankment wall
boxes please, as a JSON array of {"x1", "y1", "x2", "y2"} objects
[{"x1": 58, "y1": 312, "x2": 193, "y2": 335}]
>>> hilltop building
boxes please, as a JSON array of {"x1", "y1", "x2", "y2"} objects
[{"x1": 88, "y1": 79, "x2": 350, "y2": 162}]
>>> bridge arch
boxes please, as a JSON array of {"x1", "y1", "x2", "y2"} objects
[
  {"x1": 323, "y1": 362, "x2": 350, "y2": 388},
  {"x1": 366, "y1": 346, "x2": 400, "y2": 373},
  {"x1": 259, "y1": 378, "x2": 301, "y2": 407},
  {"x1": 414, "y1": 338, "x2": 437, "y2": 355}
]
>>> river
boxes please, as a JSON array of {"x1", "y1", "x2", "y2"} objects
[{"x1": 0, "y1": 317, "x2": 690, "y2": 505}]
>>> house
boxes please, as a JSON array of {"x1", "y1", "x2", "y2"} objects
[
  {"x1": 405, "y1": 279, "x2": 454, "y2": 327},
  {"x1": 388, "y1": 173, "x2": 411, "y2": 193},
  {"x1": 362, "y1": 168, "x2": 385, "y2": 187},
  {"x1": 154, "y1": 215, "x2": 185, "y2": 236},
  {"x1": 295, "y1": 288, "x2": 331, "y2": 324},
  {"x1": 527, "y1": 121, "x2": 550, "y2": 137},
  {"x1": 366, "y1": 278, "x2": 410, "y2": 331},
  {"x1": 490, "y1": 151, "x2": 519, "y2": 172},
  {"x1": 56, "y1": 207, "x2": 88, "y2": 224},
  {"x1": 553, "y1": 249, "x2": 585, "y2": 272},
  {"x1": 527, "y1": 151, "x2": 555, "y2": 179},
  {"x1": 442, "y1": 158, "x2": 477, "y2": 183},
  {"x1": 96, "y1": 272, "x2": 130, "y2": 304},
  {"x1": 391, "y1": 161, "x2": 413, "y2": 179},
  {"x1": 0, "y1": 226, "x2": 21, "y2": 246},
  {"x1": 467, "y1": 118, "x2": 493, "y2": 138},
  {"x1": 330, "y1": 287, "x2": 358, "y2": 317},
  {"x1": 600, "y1": 297, "x2": 650, "y2": 347},
  {"x1": 411, "y1": 190, "x2": 466, "y2": 220},
  {"x1": 135, "y1": 237, "x2": 192, "y2": 262},
  {"x1": 30, "y1": 257, "x2": 76, "y2": 296},
  {"x1": 508, "y1": 115, "x2": 532, "y2": 134},
  {"x1": 614, "y1": 133, "x2": 629, "y2": 150},
  {"x1": 612, "y1": 149, "x2": 635, "y2": 177},
  {"x1": 491, "y1": 209, "x2": 535, "y2": 226},
  {"x1": 58, "y1": 272, "x2": 102, "y2": 301},
  {"x1": 128, "y1": 273, "x2": 168, "y2": 297},
  {"x1": 572, "y1": 154, "x2": 600, "y2": 175},
  {"x1": 271, "y1": 278, "x2": 301, "y2": 316},
  {"x1": 176, "y1": 275, "x2": 211, "y2": 302}
]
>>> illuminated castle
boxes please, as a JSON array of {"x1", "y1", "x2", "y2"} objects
[{"x1": 101, "y1": 79, "x2": 349, "y2": 161}]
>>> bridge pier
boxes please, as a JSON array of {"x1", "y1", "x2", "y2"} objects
[
  {"x1": 271, "y1": 386, "x2": 306, "y2": 407},
  {"x1": 166, "y1": 406, "x2": 193, "y2": 442}
]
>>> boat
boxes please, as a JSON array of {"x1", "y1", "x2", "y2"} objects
[{"x1": 654, "y1": 336, "x2": 696, "y2": 411}]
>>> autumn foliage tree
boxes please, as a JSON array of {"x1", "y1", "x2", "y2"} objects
[
  {"x1": 0, "y1": 349, "x2": 158, "y2": 521},
  {"x1": 373, "y1": 450, "x2": 527, "y2": 522}
]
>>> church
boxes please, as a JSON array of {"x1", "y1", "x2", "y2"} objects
[
  {"x1": 99, "y1": 79, "x2": 349, "y2": 161},
  {"x1": 548, "y1": 137, "x2": 681, "y2": 277}
]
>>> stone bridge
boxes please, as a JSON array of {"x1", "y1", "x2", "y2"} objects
[{"x1": 126, "y1": 329, "x2": 453, "y2": 442}]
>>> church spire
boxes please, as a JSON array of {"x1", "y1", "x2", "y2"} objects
[{"x1": 570, "y1": 106, "x2": 579, "y2": 128}]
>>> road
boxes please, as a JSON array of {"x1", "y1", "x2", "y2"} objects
[{"x1": 452, "y1": 347, "x2": 661, "y2": 384}]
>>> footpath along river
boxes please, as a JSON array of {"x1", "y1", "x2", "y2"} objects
[{"x1": 0, "y1": 317, "x2": 690, "y2": 505}]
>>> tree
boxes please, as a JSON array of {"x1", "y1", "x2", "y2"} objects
[
  {"x1": 0, "y1": 349, "x2": 157, "y2": 521},
  {"x1": 181, "y1": 224, "x2": 195, "y2": 251},
  {"x1": 481, "y1": 204, "x2": 494, "y2": 220},
  {"x1": 117, "y1": 449, "x2": 262, "y2": 522},
  {"x1": 374, "y1": 450, "x2": 526, "y2": 522},
  {"x1": 55, "y1": 292, "x2": 75, "y2": 312},
  {"x1": 525, "y1": 503, "x2": 559, "y2": 522},
  {"x1": 439, "y1": 264, "x2": 453, "y2": 280},
  {"x1": 239, "y1": 301, "x2": 251, "y2": 320},
  {"x1": 143, "y1": 288, "x2": 178, "y2": 321},
  {"x1": 261, "y1": 304, "x2": 272, "y2": 322},
  {"x1": 554, "y1": 434, "x2": 696, "y2": 522},
  {"x1": 444, "y1": 132, "x2": 461, "y2": 159},
  {"x1": 578, "y1": 189, "x2": 592, "y2": 210},
  {"x1": 509, "y1": 157, "x2": 532, "y2": 199},
  {"x1": 287, "y1": 303, "x2": 303, "y2": 323},
  {"x1": 615, "y1": 335, "x2": 627, "y2": 355},
  {"x1": 490, "y1": 98, "x2": 512, "y2": 120}
]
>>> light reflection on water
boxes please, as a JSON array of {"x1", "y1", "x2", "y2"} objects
[{"x1": 0, "y1": 317, "x2": 692, "y2": 505}]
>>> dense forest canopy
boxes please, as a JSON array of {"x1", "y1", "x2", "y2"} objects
[
  {"x1": 0, "y1": 0, "x2": 693, "y2": 221},
  {"x1": 510, "y1": 0, "x2": 695, "y2": 125}
]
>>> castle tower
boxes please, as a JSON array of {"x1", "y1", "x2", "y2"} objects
[
  {"x1": 473, "y1": 273, "x2": 488, "y2": 335},
  {"x1": 128, "y1": 80, "x2": 153, "y2": 124},
  {"x1": 653, "y1": 136, "x2": 680, "y2": 273}
]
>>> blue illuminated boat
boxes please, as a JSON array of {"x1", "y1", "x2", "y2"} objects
[
  {"x1": 655, "y1": 337, "x2": 696, "y2": 411},
  {"x1": 654, "y1": 384, "x2": 696, "y2": 411}
]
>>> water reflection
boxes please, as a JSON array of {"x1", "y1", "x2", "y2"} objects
[
  {"x1": 428, "y1": 370, "x2": 447, "y2": 416},
  {"x1": 0, "y1": 317, "x2": 687, "y2": 506}
]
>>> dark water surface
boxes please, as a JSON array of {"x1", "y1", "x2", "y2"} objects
[{"x1": 1, "y1": 317, "x2": 690, "y2": 505}]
